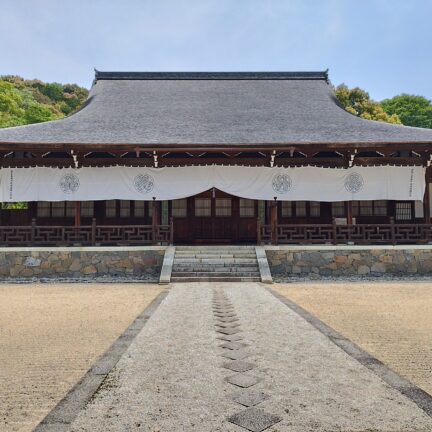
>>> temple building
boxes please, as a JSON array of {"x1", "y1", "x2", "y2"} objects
[{"x1": 0, "y1": 71, "x2": 431, "y2": 245}]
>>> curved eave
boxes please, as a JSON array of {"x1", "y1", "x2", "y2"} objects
[{"x1": 1, "y1": 141, "x2": 432, "y2": 153}]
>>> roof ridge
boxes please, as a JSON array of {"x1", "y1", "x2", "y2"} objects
[{"x1": 94, "y1": 70, "x2": 329, "y2": 81}]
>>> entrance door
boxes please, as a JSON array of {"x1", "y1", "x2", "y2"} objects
[
  {"x1": 193, "y1": 190, "x2": 233, "y2": 243},
  {"x1": 171, "y1": 190, "x2": 258, "y2": 244}
]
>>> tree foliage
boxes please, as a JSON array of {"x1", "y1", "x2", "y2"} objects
[
  {"x1": 335, "y1": 84, "x2": 401, "y2": 124},
  {"x1": 381, "y1": 94, "x2": 432, "y2": 129},
  {"x1": 0, "y1": 76, "x2": 88, "y2": 128}
]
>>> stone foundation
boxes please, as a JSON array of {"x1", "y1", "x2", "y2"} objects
[
  {"x1": 265, "y1": 245, "x2": 432, "y2": 277},
  {"x1": 0, "y1": 247, "x2": 166, "y2": 280}
]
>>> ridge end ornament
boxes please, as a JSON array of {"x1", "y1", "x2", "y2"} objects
[
  {"x1": 272, "y1": 173, "x2": 292, "y2": 194},
  {"x1": 344, "y1": 172, "x2": 364, "y2": 193},
  {"x1": 59, "y1": 173, "x2": 80, "y2": 194},
  {"x1": 133, "y1": 173, "x2": 155, "y2": 194}
]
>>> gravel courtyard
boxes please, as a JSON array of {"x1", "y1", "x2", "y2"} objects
[
  {"x1": 273, "y1": 281, "x2": 432, "y2": 396},
  {"x1": 0, "y1": 283, "x2": 162, "y2": 432},
  {"x1": 69, "y1": 282, "x2": 432, "y2": 432}
]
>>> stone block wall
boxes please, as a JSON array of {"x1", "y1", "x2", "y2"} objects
[
  {"x1": 0, "y1": 247, "x2": 166, "y2": 279},
  {"x1": 265, "y1": 246, "x2": 432, "y2": 277}
]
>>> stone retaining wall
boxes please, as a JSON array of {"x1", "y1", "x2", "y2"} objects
[
  {"x1": 265, "y1": 246, "x2": 432, "y2": 277},
  {"x1": 0, "y1": 247, "x2": 166, "y2": 279}
]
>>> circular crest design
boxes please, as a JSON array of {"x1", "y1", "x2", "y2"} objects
[
  {"x1": 344, "y1": 172, "x2": 364, "y2": 193},
  {"x1": 59, "y1": 173, "x2": 80, "y2": 194},
  {"x1": 272, "y1": 173, "x2": 292, "y2": 194},
  {"x1": 133, "y1": 174, "x2": 155, "y2": 194}
]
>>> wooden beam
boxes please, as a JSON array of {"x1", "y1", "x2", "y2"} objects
[
  {"x1": 1, "y1": 141, "x2": 432, "y2": 154},
  {"x1": 270, "y1": 200, "x2": 278, "y2": 245},
  {"x1": 74, "y1": 201, "x2": 81, "y2": 227},
  {"x1": 424, "y1": 168, "x2": 431, "y2": 223},
  {"x1": 345, "y1": 201, "x2": 353, "y2": 225}
]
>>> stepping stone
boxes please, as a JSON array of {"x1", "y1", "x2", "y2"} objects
[
  {"x1": 222, "y1": 350, "x2": 250, "y2": 360},
  {"x1": 215, "y1": 322, "x2": 241, "y2": 329},
  {"x1": 217, "y1": 334, "x2": 243, "y2": 342},
  {"x1": 213, "y1": 307, "x2": 235, "y2": 313},
  {"x1": 219, "y1": 341, "x2": 247, "y2": 350},
  {"x1": 226, "y1": 374, "x2": 262, "y2": 388},
  {"x1": 214, "y1": 313, "x2": 237, "y2": 319},
  {"x1": 231, "y1": 391, "x2": 270, "y2": 407},
  {"x1": 217, "y1": 327, "x2": 242, "y2": 336},
  {"x1": 213, "y1": 310, "x2": 235, "y2": 315},
  {"x1": 223, "y1": 360, "x2": 255, "y2": 372},
  {"x1": 215, "y1": 316, "x2": 238, "y2": 323},
  {"x1": 227, "y1": 408, "x2": 282, "y2": 432}
]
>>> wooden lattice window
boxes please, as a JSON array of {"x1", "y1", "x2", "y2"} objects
[
  {"x1": 296, "y1": 201, "x2": 307, "y2": 217},
  {"x1": 395, "y1": 202, "x2": 413, "y2": 220},
  {"x1": 66, "y1": 202, "x2": 75, "y2": 217},
  {"x1": 374, "y1": 200, "x2": 388, "y2": 216},
  {"x1": 352, "y1": 200, "x2": 388, "y2": 217},
  {"x1": 310, "y1": 202, "x2": 321, "y2": 217},
  {"x1": 81, "y1": 201, "x2": 94, "y2": 217},
  {"x1": 119, "y1": 200, "x2": 131, "y2": 218},
  {"x1": 134, "y1": 201, "x2": 145, "y2": 217},
  {"x1": 195, "y1": 198, "x2": 211, "y2": 217},
  {"x1": 239, "y1": 199, "x2": 255, "y2": 217},
  {"x1": 37, "y1": 202, "x2": 75, "y2": 218},
  {"x1": 215, "y1": 198, "x2": 232, "y2": 217},
  {"x1": 37, "y1": 202, "x2": 51, "y2": 217},
  {"x1": 172, "y1": 199, "x2": 187, "y2": 218},
  {"x1": 332, "y1": 202, "x2": 345, "y2": 217},
  {"x1": 105, "y1": 200, "x2": 116, "y2": 217},
  {"x1": 281, "y1": 202, "x2": 293, "y2": 217}
]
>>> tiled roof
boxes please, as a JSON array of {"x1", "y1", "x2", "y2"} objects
[{"x1": 1, "y1": 70, "x2": 432, "y2": 147}]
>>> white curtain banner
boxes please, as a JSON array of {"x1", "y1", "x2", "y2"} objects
[{"x1": 0, "y1": 165, "x2": 425, "y2": 202}]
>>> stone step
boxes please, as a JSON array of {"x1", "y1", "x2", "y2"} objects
[
  {"x1": 172, "y1": 266, "x2": 260, "y2": 272},
  {"x1": 176, "y1": 246, "x2": 255, "y2": 250},
  {"x1": 175, "y1": 253, "x2": 256, "y2": 258},
  {"x1": 171, "y1": 271, "x2": 260, "y2": 278},
  {"x1": 171, "y1": 246, "x2": 260, "y2": 283},
  {"x1": 174, "y1": 258, "x2": 257, "y2": 264},
  {"x1": 171, "y1": 276, "x2": 261, "y2": 282}
]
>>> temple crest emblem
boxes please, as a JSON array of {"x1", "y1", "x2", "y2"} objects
[
  {"x1": 133, "y1": 174, "x2": 155, "y2": 194},
  {"x1": 272, "y1": 173, "x2": 292, "y2": 194},
  {"x1": 344, "y1": 172, "x2": 364, "y2": 193},
  {"x1": 59, "y1": 173, "x2": 80, "y2": 194}
]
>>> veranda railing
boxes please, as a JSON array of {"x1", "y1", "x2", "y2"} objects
[
  {"x1": 0, "y1": 218, "x2": 173, "y2": 246},
  {"x1": 257, "y1": 219, "x2": 432, "y2": 245}
]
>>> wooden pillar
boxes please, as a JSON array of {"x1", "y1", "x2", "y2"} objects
[
  {"x1": 424, "y1": 169, "x2": 430, "y2": 223},
  {"x1": 345, "y1": 201, "x2": 353, "y2": 225},
  {"x1": 152, "y1": 199, "x2": 158, "y2": 244},
  {"x1": 270, "y1": 199, "x2": 278, "y2": 245},
  {"x1": 74, "y1": 201, "x2": 81, "y2": 226}
]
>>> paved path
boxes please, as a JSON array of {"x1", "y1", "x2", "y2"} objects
[{"x1": 68, "y1": 283, "x2": 432, "y2": 432}]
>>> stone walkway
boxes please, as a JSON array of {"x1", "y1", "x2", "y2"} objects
[{"x1": 67, "y1": 283, "x2": 432, "y2": 432}]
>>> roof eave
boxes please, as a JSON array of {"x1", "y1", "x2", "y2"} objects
[{"x1": 1, "y1": 141, "x2": 431, "y2": 153}]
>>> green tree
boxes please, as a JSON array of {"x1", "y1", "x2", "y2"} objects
[
  {"x1": 24, "y1": 103, "x2": 58, "y2": 124},
  {"x1": 335, "y1": 84, "x2": 401, "y2": 124},
  {"x1": 0, "y1": 76, "x2": 88, "y2": 128},
  {"x1": 381, "y1": 94, "x2": 432, "y2": 129},
  {"x1": 0, "y1": 81, "x2": 26, "y2": 127}
]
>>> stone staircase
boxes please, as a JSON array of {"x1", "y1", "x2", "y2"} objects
[{"x1": 171, "y1": 246, "x2": 261, "y2": 282}]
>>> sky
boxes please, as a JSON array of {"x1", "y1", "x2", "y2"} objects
[{"x1": 1, "y1": 0, "x2": 431, "y2": 100}]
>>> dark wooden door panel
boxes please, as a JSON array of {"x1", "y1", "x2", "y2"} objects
[
  {"x1": 238, "y1": 218, "x2": 257, "y2": 242},
  {"x1": 170, "y1": 190, "x2": 257, "y2": 244}
]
